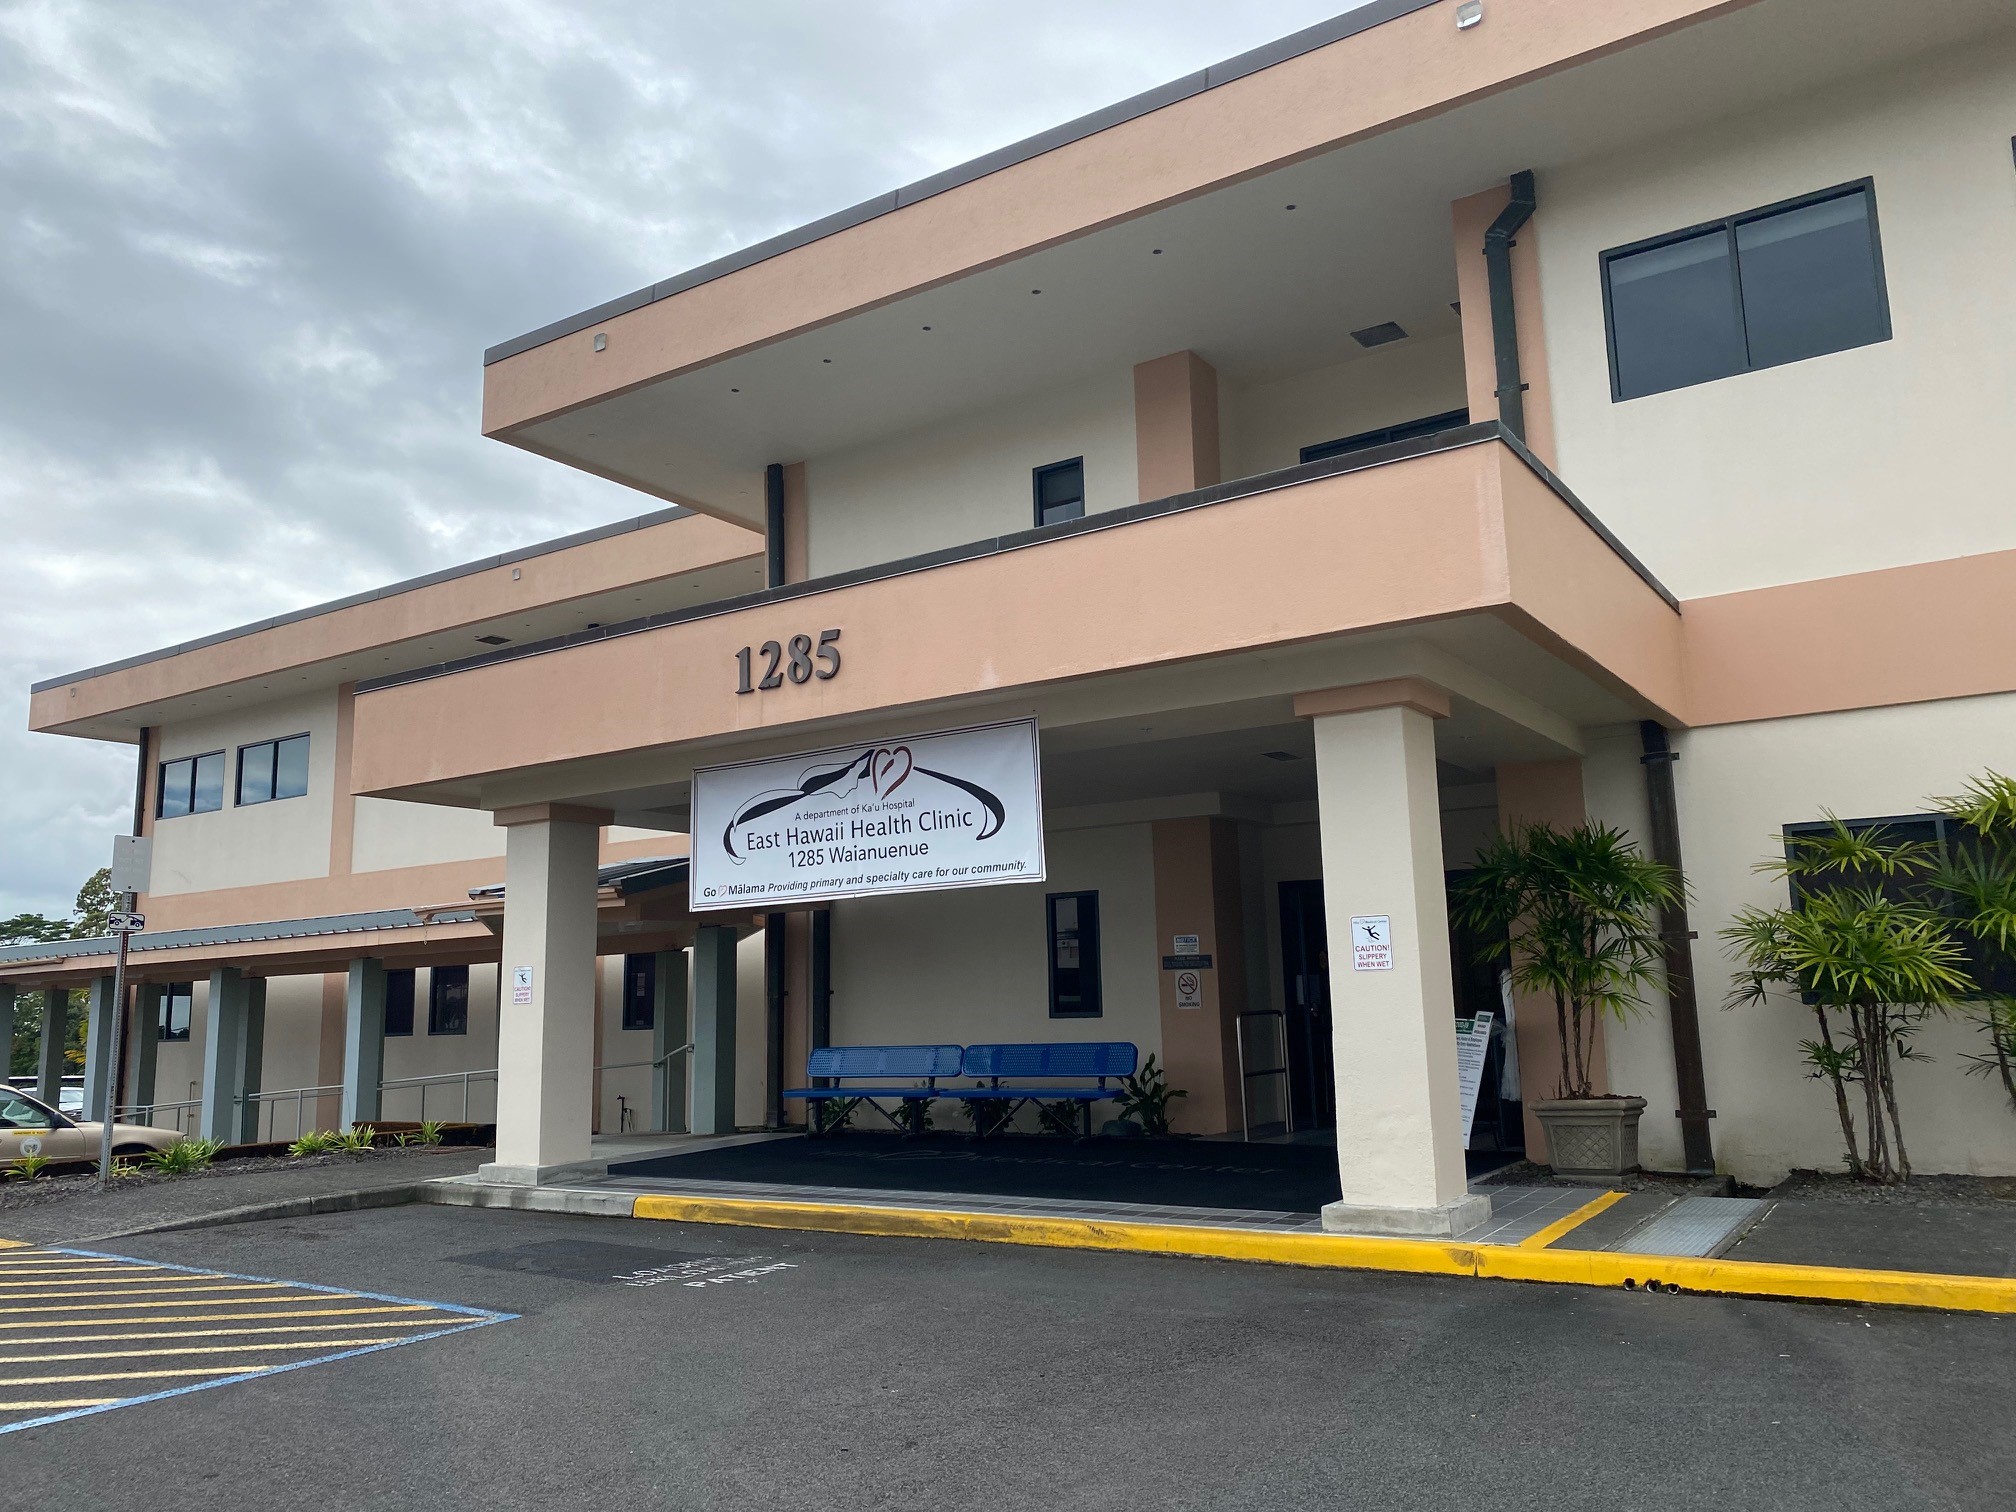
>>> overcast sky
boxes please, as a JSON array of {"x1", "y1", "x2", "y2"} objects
[{"x1": 0, "y1": 0, "x2": 1363, "y2": 918}]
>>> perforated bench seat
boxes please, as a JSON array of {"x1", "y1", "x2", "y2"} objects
[
  {"x1": 782, "y1": 1084, "x2": 953, "y2": 1101},
  {"x1": 946, "y1": 1042, "x2": 1140, "y2": 1137},
  {"x1": 782, "y1": 1045, "x2": 964, "y2": 1133}
]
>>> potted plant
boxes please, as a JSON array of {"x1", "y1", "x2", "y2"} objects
[
  {"x1": 1451, "y1": 822, "x2": 1681, "y2": 1180},
  {"x1": 1723, "y1": 814, "x2": 1971, "y2": 1184}
]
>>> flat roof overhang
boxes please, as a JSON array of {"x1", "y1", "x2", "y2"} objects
[
  {"x1": 476, "y1": 0, "x2": 2015, "y2": 526},
  {"x1": 348, "y1": 428, "x2": 1684, "y2": 812}
]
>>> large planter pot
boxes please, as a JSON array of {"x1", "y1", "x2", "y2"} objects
[{"x1": 1535, "y1": 1096, "x2": 1647, "y2": 1181}]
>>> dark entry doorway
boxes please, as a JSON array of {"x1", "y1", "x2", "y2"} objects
[{"x1": 1277, "y1": 880, "x2": 1335, "y2": 1131}]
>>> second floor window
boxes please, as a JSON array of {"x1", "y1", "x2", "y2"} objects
[
  {"x1": 157, "y1": 983, "x2": 193, "y2": 1042},
  {"x1": 158, "y1": 751, "x2": 225, "y2": 819},
  {"x1": 237, "y1": 734, "x2": 310, "y2": 806},
  {"x1": 1603, "y1": 180, "x2": 1889, "y2": 401},
  {"x1": 428, "y1": 965, "x2": 469, "y2": 1036},
  {"x1": 384, "y1": 969, "x2": 417, "y2": 1037},
  {"x1": 1034, "y1": 458, "x2": 1085, "y2": 527}
]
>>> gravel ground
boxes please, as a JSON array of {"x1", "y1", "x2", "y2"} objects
[
  {"x1": 1765, "y1": 1169, "x2": 2016, "y2": 1206},
  {"x1": 0, "y1": 1142, "x2": 487, "y2": 1243}
]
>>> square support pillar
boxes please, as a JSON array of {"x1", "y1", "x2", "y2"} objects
[
  {"x1": 0, "y1": 985, "x2": 14, "y2": 1087},
  {"x1": 200, "y1": 968, "x2": 265, "y2": 1145},
  {"x1": 1301, "y1": 681, "x2": 1489, "y2": 1238},
  {"x1": 341, "y1": 957, "x2": 387, "y2": 1130},
  {"x1": 483, "y1": 809, "x2": 603, "y2": 1183},
  {"x1": 690, "y1": 925, "x2": 739, "y2": 1136},
  {"x1": 129, "y1": 984, "x2": 163, "y2": 1118},
  {"x1": 36, "y1": 986, "x2": 68, "y2": 1107},
  {"x1": 81, "y1": 975, "x2": 118, "y2": 1122},
  {"x1": 650, "y1": 949, "x2": 689, "y2": 1133}
]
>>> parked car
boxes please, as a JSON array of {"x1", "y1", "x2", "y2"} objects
[{"x1": 0, "y1": 1084, "x2": 183, "y2": 1166}]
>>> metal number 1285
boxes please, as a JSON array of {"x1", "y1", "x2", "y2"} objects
[{"x1": 736, "y1": 629, "x2": 841, "y2": 693}]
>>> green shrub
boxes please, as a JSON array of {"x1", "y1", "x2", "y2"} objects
[
  {"x1": 147, "y1": 1138, "x2": 224, "y2": 1175},
  {"x1": 288, "y1": 1130, "x2": 342, "y2": 1157},
  {"x1": 332, "y1": 1125, "x2": 378, "y2": 1154},
  {"x1": 1036, "y1": 1101, "x2": 1083, "y2": 1138},
  {"x1": 962, "y1": 1097, "x2": 1015, "y2": 1137},
  {"x1": 813, "y1": 1098, "x2": 860, "y2": 1134},
  {"x1": 6, "y1": 1153, "x2": 51, "y2": 1181},
  {"x1": 414, "y1": 1120, "x2": 445, "y2": 1146},
  {"x1": 891, "y1": 1097, "x2": 935, "y2": 1135},
  {"x1": 1113, "y1": 1054, "x2": 1187, "y2": 1137}
]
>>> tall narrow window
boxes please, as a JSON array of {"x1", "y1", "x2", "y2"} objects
[
  {"x1": 384, "y1": 969, "x2": 416, "y2": 1037},
  {"x1": 1033, "y1": 458, "x2": 1085, "y2": 527},
  {"x1": 157, "y1": 983, "x2": 193, "y2": 1042},
  {"x1": 427, "y1": 966, "x2": 469, "y2": 1036},
  {"x1": 237, "y1": 734, "x2": 310, "y2": 806},
  {"x1": 622, "y1": 954, "x2": 656, "y2": 1031},
  {"x1": 1046, "y1": 891, "x2": 1102, "y2": 1019},
  {"x1": 1603, "y1": 180, "x2": 1888, "y2": 401},
  {"x1": 157, "y1": 752, "x2": 226, "y2": 819}
]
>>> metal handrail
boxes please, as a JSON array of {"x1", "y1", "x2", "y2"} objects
[
  {"x1": 596, "y1": 1044, "x2": 694, "y2": 1133},
  {"x1": 237, "y1": 1083, "x2": 344, "y2": 1143},
  {"x1": 380, "y1": 1067, "x2": 498, "y2": 1125},
  {"x1": 1234, "y1": 1010, "x2": 1294, "y2": 1143},
  {"x1": 114, "y1": 1098, "x2": 201, "y2": 1136}
]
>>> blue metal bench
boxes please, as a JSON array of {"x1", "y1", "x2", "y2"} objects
[
  {"x1": 948, "y1": 1042, "x2": 1139, "y2": 1138},
  {"x1": 782, "y1": 1044, "x2": 964, "y2": 1134}
]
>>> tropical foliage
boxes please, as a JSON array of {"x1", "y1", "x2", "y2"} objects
[
  {"x1": 1113, "y1": 1054, "x2": 1186, "y2": 1136},
  {"x1": 1931, "y1": 772, "x2": 2016, "y2": 1113}
]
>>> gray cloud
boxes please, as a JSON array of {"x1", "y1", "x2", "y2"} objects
[{"x1": 0, "y1": 0, "x2": 1355, "y2": 914}]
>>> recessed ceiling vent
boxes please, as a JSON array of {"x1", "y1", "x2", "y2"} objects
[
  {"x1": 1350, "y1": 321, "x2": 1408, "y2": 348},
  {"x1": 1261, "y1": 750, "x2": 1302, "y2": 763},
  {"x1": 474, "y1": 634, "x2": 511, "y2": 646}
]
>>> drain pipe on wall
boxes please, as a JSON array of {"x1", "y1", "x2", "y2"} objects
[
  {"x1": 1640, "y1": 721, "x2": 1718, "y2": 1175},
  {"x1": 764, "y1": 462, "x2": 786, "y2": 589},
  {"x1": 1482, "y1": 169, "x2": 1537, "y2": 443}
]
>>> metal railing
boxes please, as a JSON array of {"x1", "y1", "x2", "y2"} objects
[
  {"x1": 237, "y1": 1083, "x2": 344, "y2": 1143},
  {"x1": 595, "y1": 1043, "x2": 693, "y2": 1133},
  {"x1": 1235, "y1": 1010, "x2": 1294, "y2": 1142},
  {"x1": 114, "y1": 1098, "x2": 202, "y2": 1136},
  {"x1": 380, "y1": 1067, "x2": 499, "y2": 1125}
]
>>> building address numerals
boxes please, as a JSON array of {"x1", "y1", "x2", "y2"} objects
[{"x1": 736, "y1": 628, "x2": 841, "y2": 693}]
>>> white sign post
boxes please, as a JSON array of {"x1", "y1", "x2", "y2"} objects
[
  {"x1": 1349, "y1": 915, "x2": 1393, "y2": 972},
  {"x1": 689, "y1": 718, "x2": 1046, "y2": 910},
  {"x1": 1455, "y1": 1011, "x2": 1496, "y2": 1144}
]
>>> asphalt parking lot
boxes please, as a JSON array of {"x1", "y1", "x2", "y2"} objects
[{"x1": 5, "y1": 1204, "x2": 2013, "y2": 1511}]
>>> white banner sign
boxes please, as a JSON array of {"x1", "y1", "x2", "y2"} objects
[
  {"x1": 1456, "y1": 1011, "x2": 1496, "y2": 1144},
  {"x1": 688, "y1": 718, "x2": 1046, "y2": 910}
]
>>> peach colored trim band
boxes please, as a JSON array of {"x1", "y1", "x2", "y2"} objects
[
  {"x1": 1294, "y1": 678, "x2": 1452, "y2": 722},
  {"x1": 493, "y1": 803, "x2": 616, "y2": 828}
]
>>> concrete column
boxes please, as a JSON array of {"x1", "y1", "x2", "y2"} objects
[
  {"x1": 0, "y1": 985, "x2": 14, "y2": 1083},
  {"x1": 341, "y1": 958, "x2": 387, "y2": 1130},
  {"x1": 129, "y1": 984, "x2": 162, "y2": 1118},
  {"x1": 1298, "y1": 680, "x2": 1488, "y2": 1238},
  {"x1": 36, "y1": 986, "x2": 68, "y2": 1106},
  {"x1": 650, "y1": 949, "x2": 689, "y2": 1132},
  {"x1": 689, "y1": 925, "x2": 739, "y2": 1136},
  {"x1": 1132, "y1": 350, "x2": 1221, "y2": 501},
  {"x1": 80, "y1": 975, "x2": 117, "y2": 1121},
  {"x1": 200, "y1": 967, "x2": 265, "y2": 1144},
  {"x1": 483, "y1": 806, "x2": 605, "y2": 1182}
]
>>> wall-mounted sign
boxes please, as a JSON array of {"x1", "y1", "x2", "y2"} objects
[
  {"x1": 689, "y1": 718, "x2": 1045, "y2": 910},
  {"x1": 1350, "y1": 915, "x2": 1393, "y2": 971},
  {"x1": 735, "y1": 629, "x2": 840, "y2": 693},
  {"x1": 1173, "y1": 934, "x2": 1200, "y2": 955},
  {"x1": 511, "y1": 966, "x2": 534, "y2": 1005},
  {"x1": 1175, "y1": 970, "x2": 1203, "y2": 1010},
  {"x1": 1161, "y1": 954, "x2": 1212, "y2": 971}
]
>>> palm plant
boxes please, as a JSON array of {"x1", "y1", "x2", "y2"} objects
[
  {"x1": 1722, "y1": 815, "x2": 1972, "y2": 1184},
  {"x1": 1450, "y1": 822, "x2": 1680, "y2": 1102},
  {"x1": 1932, "y1": 771, "x2": 2016, "y2": 1113}
]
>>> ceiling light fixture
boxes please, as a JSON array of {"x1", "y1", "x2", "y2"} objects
[
  {"x1": 475, "y1": 634, "x2": 511, "y2": 646},
  {"x1": 592, "y1": 332, "x2": 607, "y2": 352},
  {"x1": 1261, "y1": 750, "x2": 1302, "y2": 762},
  {"x1": 1457, "y1": 1, "x2": 1484, "y2": 31}
]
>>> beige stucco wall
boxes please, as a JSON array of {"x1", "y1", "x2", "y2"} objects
[
  {"x1": 1601, "y1": 697, "x2": 2016, "y2": 1185},
  {"x1": 1541, "y1": 38, "x2": 2016, "y2": 599},
  {"x1": 150, "y1": 689, "x2": 340, "y2": 895},
  {"x1": 822, "y1": 822, "x2": 1159, "y2": 1129},
  {"x1": 350, "y1": 798, "x2": 505, "y2": 873},
  {"x1": 1219, "y1": 333, "x2": 1468, "y2": 482},
  {"x1": 802, "y1": 369, "x2": 1138, "y2": 578}
]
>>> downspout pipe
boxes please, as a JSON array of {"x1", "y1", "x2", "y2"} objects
[
  {"x1": 763, "y1": 462, "x2": 786, "y2": 589},
  {"x1": 1483, "y1": 169, "x2": 1537, "y2": 443},
  {"x1": 114, "y1": 726, "x2": 150, "y2": 1111},
  {"x1": 1640, "y1": 721, "x2": 1718, "y2": 1175}
]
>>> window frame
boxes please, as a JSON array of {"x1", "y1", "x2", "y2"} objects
[
  {"x1": 157, "y1": 982, "x2": 194, "y2": 1043},
  {"x1": 1032, "y1": 457, "x2": 1087, "y2": 529},
  {"x1": 156, "y1": 750, "x2": 227, "y2": 820},
  {"x1": 1045, "y1": 889, "x2": 1103, "y2": 1020},
  {"x1": 383, "y1": 968, "x2": 417, "y2": 1038},
  {"x1": 1600, "y1": 177, "x2": 1890, "y2": 403},
  {"x1": 621, "y1": 954, "x2": 656, "y2": 1032},
  {"x1": 1300, "y1": 408, "x2": 1471, "y2": 466},
  {"x1": 427, "y1": 965, "x2": 470, "y2": 1036},
  {"x1": 235, "y1": 732, "x2": 312, "y2": 807}
]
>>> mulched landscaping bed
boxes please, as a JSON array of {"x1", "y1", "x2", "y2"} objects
[
  {"x1": 0, "y1": 1142, "x2": 479, "y2": 1215},
  {"x1": 1764, "y1": 1169, "x2": 2016, "y2": 1207}
]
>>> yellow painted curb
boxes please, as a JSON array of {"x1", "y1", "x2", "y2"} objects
[
  {"x1": 1518, "y1": 1190, "x2": 1627, "y2": 1249},
  {"x1": 0, "y1": 1240, "x2": 32, "y2": 1251},
  {"x1": 627, "y1": 1193, "x2": 2016, "y2": 1316}
]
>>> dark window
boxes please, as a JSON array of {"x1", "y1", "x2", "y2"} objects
[
  {"x1": 1033, "y1": 458, "x2": 1085, "y2": 527},
  {"x1": 1300, "y1": 407, "x2": 1470, "y2": 465},
  {"x1": 1046, "y1": 891, "x2": 1102, "y2": 1019},
  {"x1": 157, "y1": 983, "x2": 193, "y2": 1042},
  {"x1": 1783, "y1": 814, "x2": 2016, "y2": 1000},
  {"x1": 427, "y1": 966, "x2": 468, "y2": 1036},
  {"x1": 1603, "y1": 181, "x2": 1888, "y2": 401},
  {"x1": 157, "y1": 751, "x2": 225, "y2": 819},
  {"x1": 237, "y1": 734, "x2": 310, "y2": 806},
  {"x1": 622, "y1": 954, "x2": 656, "y2": 1031},
  {"x1": 384, "y1": 969, "x2": 416, "y2": 1037}
]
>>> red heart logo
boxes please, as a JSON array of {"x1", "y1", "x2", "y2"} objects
[{"x1": 872, "y1": 746, "x2": 913, "y2": 797}]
